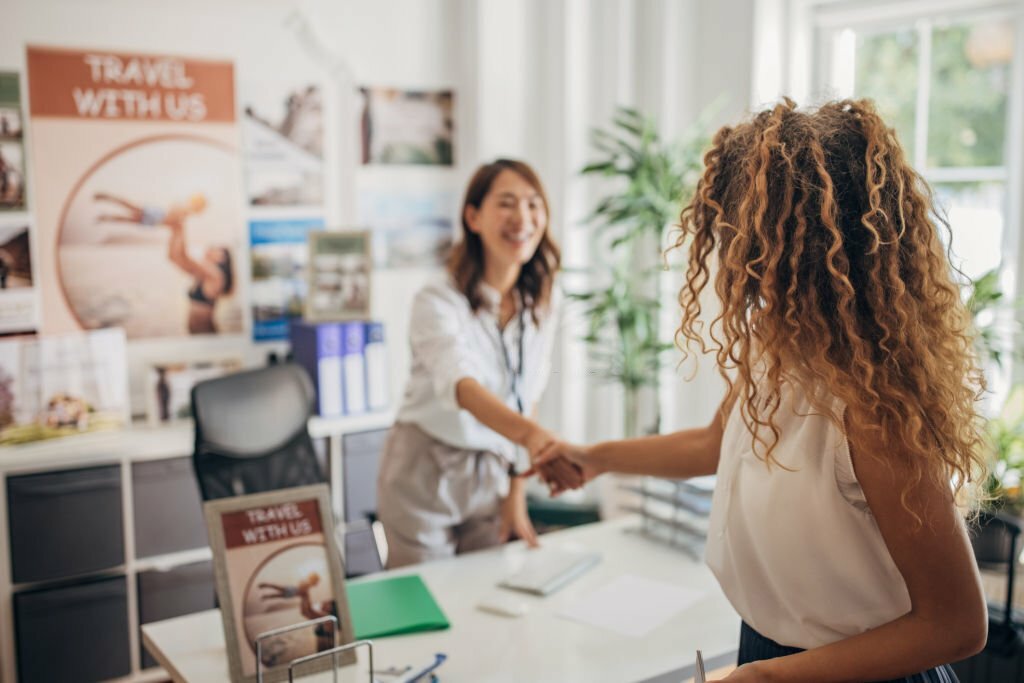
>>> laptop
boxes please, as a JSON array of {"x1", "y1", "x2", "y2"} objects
[{"x1": 499, "y1": 549, "x2": 601, "y2": 596}]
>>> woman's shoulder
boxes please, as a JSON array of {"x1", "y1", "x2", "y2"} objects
[
  {"x1": 533, "y1": 283, "x2": 563, "y2": 325},
  {"x1": 412, "y1": 275, "x2": 472, "y2": 315}
]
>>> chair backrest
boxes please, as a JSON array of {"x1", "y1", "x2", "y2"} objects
[
  {"x1": 191, "y1": 363, "x2": 326, "y2": 501},
  {"x1": 341, "y1": 427, "x2": 389, "y2": 523}
]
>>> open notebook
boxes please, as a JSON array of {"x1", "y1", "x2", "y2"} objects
[{"x1": 499, "y1": 549, "x2": 601, "y2": 596}]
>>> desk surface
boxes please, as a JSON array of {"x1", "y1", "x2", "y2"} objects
[{"x1": 142, "y1": 516, "x2": 740, "y2": 683}]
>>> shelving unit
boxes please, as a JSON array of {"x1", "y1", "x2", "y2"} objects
[
  {"x1": 621, "y1": 476, "x2": 715, "y2": 559},
  {"x1": 0, "y1": 410, "x2": 392, "y2": 683}
]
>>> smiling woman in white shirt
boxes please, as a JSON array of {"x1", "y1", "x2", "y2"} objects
[{"x1": 377, "y1": 159, "x2": 581, "y2": 568}]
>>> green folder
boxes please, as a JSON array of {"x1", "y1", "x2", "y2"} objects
[{"x1": 347, "y1": 574, "x2": 450, "y2": 639}]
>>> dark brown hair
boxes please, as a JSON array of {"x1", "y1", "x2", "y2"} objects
[
  {"x1": 674, "y1": 98, "x2": 986, "y2": 512},
  {"x1": 447, "y1": 159, "x2": 561, "y2": 323}
]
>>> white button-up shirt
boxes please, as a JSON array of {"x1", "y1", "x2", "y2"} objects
[{"x1": 395, "y1": 276, "x2": 560, "y2": 465}]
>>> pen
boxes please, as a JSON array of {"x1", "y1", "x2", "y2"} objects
[
  {"x1": 406, "y1": 653, "x2": 447, "y2": 683},
  {"x1": 695, "y1": 649, "x2": 706, "y2": 683}
]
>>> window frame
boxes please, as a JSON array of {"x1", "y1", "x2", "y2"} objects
[{"x1": 783, "y1": 0, "x2": 1024, "y2": 392}]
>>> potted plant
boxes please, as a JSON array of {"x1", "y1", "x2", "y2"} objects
[
  {"x1": 967, "y1": 267, "x2": 1024, "y2": 511},
  {"x1": 985, "y1": 385, "x2": 1024, "y2": 514},
  {"x1": 964, "y1": 268, "x2": 1024, "y2": 650},
  {"x1": 573, "y1": 106, "x2": 711, "y2": 437}
]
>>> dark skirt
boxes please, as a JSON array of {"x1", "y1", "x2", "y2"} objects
[{"x1": 738, "y1": 621, "x2": 959, "y2": 682}]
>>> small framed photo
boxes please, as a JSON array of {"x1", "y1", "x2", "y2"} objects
[
  {"x1": 305, "y1": 231, "x2": 371, "y2": 322},
  {"x1": 204, "y1": 485, "x2": 355, "y2": 683},
  {"x1": 145, "y1": 358, "x2": 243, "y2": 426}
]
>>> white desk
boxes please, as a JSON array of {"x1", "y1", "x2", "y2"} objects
[{"x1": 142, "y1": 516, "x2": 740, "y2": 683}]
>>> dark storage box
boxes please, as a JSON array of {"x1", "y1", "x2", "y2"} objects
[
  {"x1": 137, "y1": 561, "x2": 215, "y2": 669},
  {"x1": 7, "y1": 465, "x2": 124, "y2": 583},
  {"x1": 132, "y1": 457, "x2": 207, "y2": 558},
  {"x1": 15, "y1": 575, "x2": 130, "y2": 682}
]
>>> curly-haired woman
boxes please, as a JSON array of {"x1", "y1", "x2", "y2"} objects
[{"x1": 532, "y1": 100, "x2": 987, "y2": 682}]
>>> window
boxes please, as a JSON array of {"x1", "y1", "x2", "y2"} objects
[
  {"x1": 811, "y1": 1, "x2": 1023, "y2": 400},
  {"x1": 820, "y1": 10, "x2": 1017, "y2": 282}
]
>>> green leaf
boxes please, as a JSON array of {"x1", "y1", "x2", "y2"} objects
[
  {"x1": 581, "y1": 161, "x2": 616, "y2": 175},
  {"x1": 573, "y1": 103, "x2": 717, "y2": 423}
]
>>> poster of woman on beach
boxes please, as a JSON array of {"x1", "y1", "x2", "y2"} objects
[{"x1": 27, "y1": 46, "x2": 245, "y2": 339}]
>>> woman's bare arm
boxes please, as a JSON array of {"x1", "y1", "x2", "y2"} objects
[
  {"x1": 166, "y1": 220, "x2": 220, "y2": 289},
  {"x1": 531, "y1": 388, "x2": 737, "y2": 484}
]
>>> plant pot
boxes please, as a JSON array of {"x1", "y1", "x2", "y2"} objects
[{"x1": 971, "y1": 511, "x2": 1021, "y2": 569}]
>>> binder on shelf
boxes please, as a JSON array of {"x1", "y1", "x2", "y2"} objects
[
  {"x1": 347, "y1": 574, "x2": 449, "y2": 639},
  {"x1": 341, "y1": 321, "x2": 368, "y2": 415},
  {"x1": 289, "y1": 321, "x2": 344, "y2": 417},
  {"x1": 364, "y1": 321, "x2": 389, "y2": 411}
]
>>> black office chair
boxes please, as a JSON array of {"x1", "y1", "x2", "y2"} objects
[
  {"x1": 191, "y1": 363, "x2": 325, "y2": 500},
  {"x1": 191, "y1": 363, "x2": 383, "y2": 577},
  {"x1": 953, "y1": 511, "x2": 1024, "y2": 682}
]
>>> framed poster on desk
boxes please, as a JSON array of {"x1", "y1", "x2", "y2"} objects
[{"x1": 204, "y1": 484, "x2": 354, "y2": 683}]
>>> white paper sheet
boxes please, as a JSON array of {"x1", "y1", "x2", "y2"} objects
[{"x1": 556, "y1": 574, "x2": 703, "y2": 638}]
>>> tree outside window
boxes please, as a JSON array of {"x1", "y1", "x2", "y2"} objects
[
  {"x1": 826, "y1": 14, "x2": 1015, "y2": 283},
  {"x1": 821, "y1": 9, "x2": 1019, "y2": 404}
]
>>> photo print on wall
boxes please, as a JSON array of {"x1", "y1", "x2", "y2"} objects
[
  {"x1": 0, "y1": 222, "x2": 36, "y2": 333},
  {"x1": 359, "y1": 87, "x2": 454, "y2": 165},
  {"x1": 26, "y1": 46, "x2": 245, "y2": 339},
  {"x1": 357, "y1": 187, "x2": 454, "y2": 269},
  {"x1": 242, "y1": 81, "x2": 325, "y2": 208},
  {"x1": 249, "y1": 217, "x2": 325, "y2": 342},
  {"x1": 0, "y1": 72, "x2": 27, "y2": 212}
]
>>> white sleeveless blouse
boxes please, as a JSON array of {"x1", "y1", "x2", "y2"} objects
[{"x1": 704, "y1": 380, "x2": 912, "y2": 649}]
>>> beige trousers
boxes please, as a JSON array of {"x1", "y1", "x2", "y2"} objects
[{"x1": 377, "y1": 421, "x2": 510, "y2": 569}]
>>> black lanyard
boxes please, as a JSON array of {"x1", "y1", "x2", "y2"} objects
[{"x1": 497, "y1": 304, "x2": 526, "y2": 415}]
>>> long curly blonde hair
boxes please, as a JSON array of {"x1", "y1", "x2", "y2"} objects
[{"x1": 674, "y1": 98, "x2": 987, "y2": 511}]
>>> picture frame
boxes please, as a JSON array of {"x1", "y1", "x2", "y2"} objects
[
  {"x1": 144, "y1": 357, "x2": 243, "y2": 426},
  {"x1": 204, "y1": 485, "x2": 355, "y2": 683},
  {"x1": 305, "y1": 230, "x2": 371, "y2": 322},
  {"x1": 358, "y1": 86, "x2": 454, "y2": 166}
]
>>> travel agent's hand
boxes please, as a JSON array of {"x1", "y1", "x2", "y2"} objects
[
  {"x1": 500, "y1": 476, "x2": 539, "y2": 547},
  {"x1": 526, "y1": 440, "x2": 602, "y2": 495}
]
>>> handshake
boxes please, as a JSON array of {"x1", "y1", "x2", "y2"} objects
[{"x1": 520, "y1": 426, "x2": 603, "y2": 496}]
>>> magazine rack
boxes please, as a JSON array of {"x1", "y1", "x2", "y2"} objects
[
  {"x1": 255, "y1": 615, "x2": 345, "y2": 683},
  {"x1": 286, "y1": 640, "x2": 374, "y2": 683},
  {"x1": 621, "y1": 476, "x2": 714, "y2": 558}
]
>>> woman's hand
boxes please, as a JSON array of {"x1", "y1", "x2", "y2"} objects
[
  {"x1": 522, "y1": 424, "x2": 557, "y2": 460},
  {"x1": 528, "y1": 441, "x2": 604, "y2": 494},
  {"x1": 711, "y1": 661, "x2": 773, "y2": 682},
  {"x1": 499, "y1": 477, "x2": 539, "y2": 547}
]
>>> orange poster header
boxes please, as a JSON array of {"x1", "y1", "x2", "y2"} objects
[
  {"x1": 27, "y1": 46, "x2": 235, "y2": 123},
  {"x1": 222, "y1": 500, "x2": 323, "y2": 549}
]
